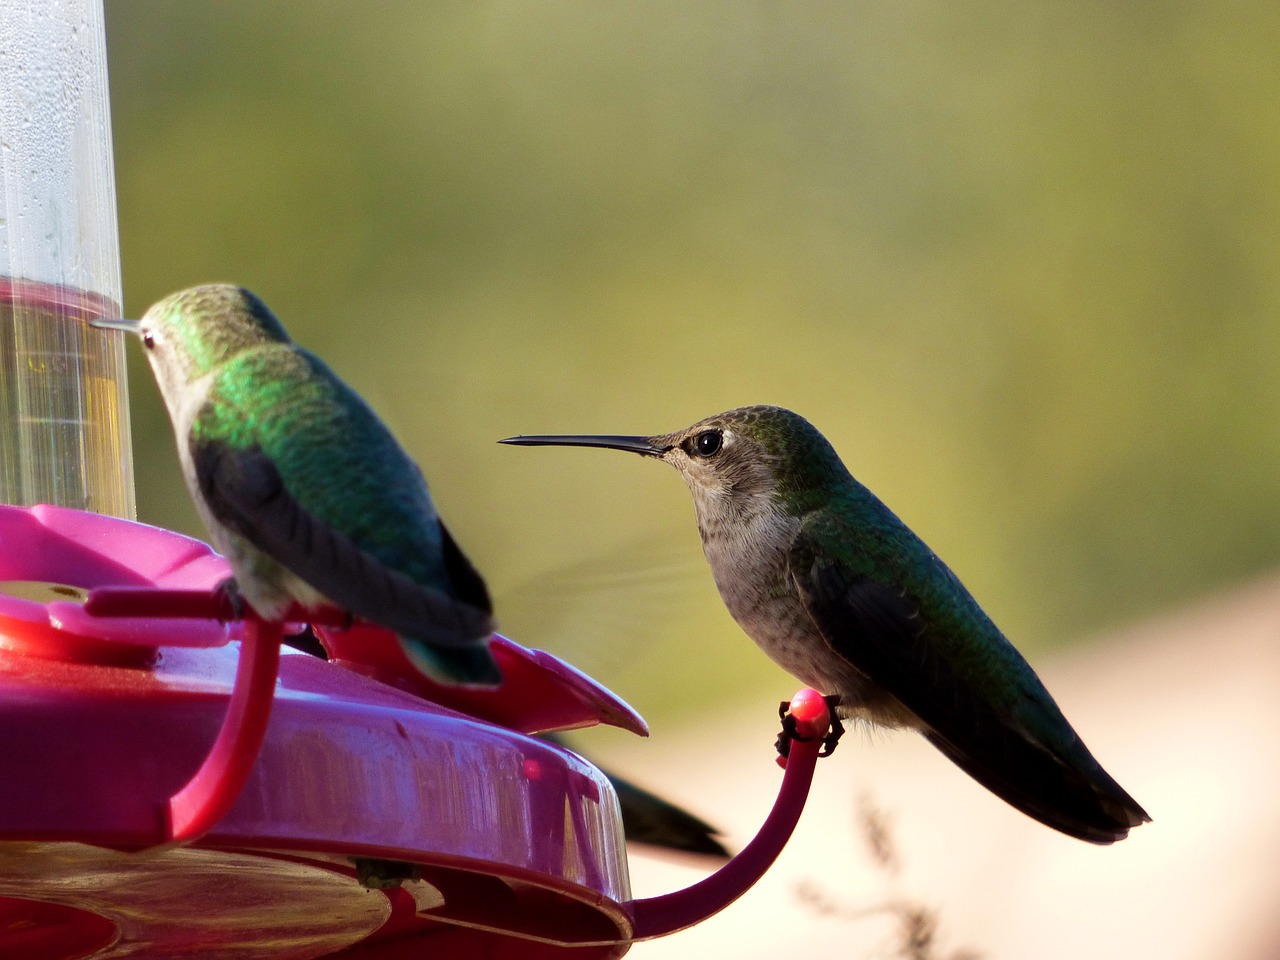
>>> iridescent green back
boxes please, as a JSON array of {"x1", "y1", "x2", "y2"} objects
[{"x1": 193, "y1": 344, "x2": 449, "y2": 592}]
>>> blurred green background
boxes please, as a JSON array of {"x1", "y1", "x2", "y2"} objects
[{"x1": 105, "y1": 2, "x2": 1280, "y2": 722}]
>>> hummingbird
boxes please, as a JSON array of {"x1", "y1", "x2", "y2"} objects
[
  {"x1": 501, "y1": 405, "x2": 1150, "y2": 843},
  {"x1": 93, "y1": 284, "x2": 500, "y2": 687}
]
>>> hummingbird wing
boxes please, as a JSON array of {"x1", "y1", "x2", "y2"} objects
[
  {"x1": 438, "y1": 518, "x2": 493, "y2": 615},
  {"x1": 192, "y1": 439, "x2": 494, "y2": 648},
  {"x1": 787, "y1": 536, "x2": 1149, "y2": 844}
]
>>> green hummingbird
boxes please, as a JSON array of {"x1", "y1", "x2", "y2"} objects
[
  {"x1": 501, "y1": 405, "x2": 1150, "y2": 843},
  {"x1": 93, "y1": 284, "x2": 500, "y2": 687}
]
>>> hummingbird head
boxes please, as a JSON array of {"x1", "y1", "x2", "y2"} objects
[
  {"x1": 93, "y1": 284, "x2": 291, "y2": 407},
  {"x1": 501, "y1": 405, "x2": 849, "y2": 521}
]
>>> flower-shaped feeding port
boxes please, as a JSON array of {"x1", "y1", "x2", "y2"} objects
[{"x1": 0, "y1": 503, "x2": 832, "y2": 959}]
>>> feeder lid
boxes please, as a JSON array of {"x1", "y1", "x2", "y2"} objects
[
  {"x1": 0, "y1": 502, "x2": 647, "y2": 737},
  {"x1": 0, "y1": 503, "x2": 645, "y2": 957}
]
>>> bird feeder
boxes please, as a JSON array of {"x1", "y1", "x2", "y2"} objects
[{"x1": 0, "y1": 2, "x2": 832, "y2": 956}]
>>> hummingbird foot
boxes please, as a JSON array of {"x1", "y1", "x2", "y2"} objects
[
  {"x1": 775, "y1": 700, "x2": 796, "y2": 757},
  {"x1": 213, "y1": 577, "x2": 248, "y2": 622},
  {"x1": 775, "y1": 695, "x2": 845, "y2": 758},
  {"x1": 352, "y1": 856, "x2": 421, "y2": 891},
  {"x1": 817, "y1": 695, "x2": 845, "y2": 757}
]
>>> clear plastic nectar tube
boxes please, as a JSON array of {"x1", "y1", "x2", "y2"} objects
[{"x1": 0, "y1": 0, "x2": 134, "y2": 517}]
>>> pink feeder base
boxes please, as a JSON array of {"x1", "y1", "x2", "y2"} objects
[{"x1": 0, "y1": 504, "x2": 635, "y2": 958}]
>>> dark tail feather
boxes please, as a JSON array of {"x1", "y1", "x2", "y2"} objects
[
  {"x1": 924, "y1": 730, "x2": 1150, "y2": 844},
  {"x1": 608, "y1": 771, "x2": 729, "y2": 858},
  {"x1": 401, "y1": 636, "x2": 503, "y2": 688},
  {"x1": 540, "y1": 734, "x2": 728, "y2": 858}
]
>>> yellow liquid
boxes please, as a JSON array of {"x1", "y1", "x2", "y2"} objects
[{"x1": 0, "y1": 278, "x2": 134, "y2": 518}]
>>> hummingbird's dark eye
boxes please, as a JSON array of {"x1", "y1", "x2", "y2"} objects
[
  {"x1": 141, "y1": 330, "x2": 156, "y2": 350},
  {"x1": 690, "y1": 429, "x2": 723, "y2": 458}
]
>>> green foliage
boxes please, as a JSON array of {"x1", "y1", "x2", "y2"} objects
[{"x1": 106, "y1": 1, "x2": 1280, "y2": 717}]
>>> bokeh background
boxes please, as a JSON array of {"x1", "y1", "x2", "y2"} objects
[{"x1": 103, "y1": 4, "x2": 1279, "y2": 958}]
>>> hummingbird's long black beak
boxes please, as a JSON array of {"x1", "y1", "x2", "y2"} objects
[
  {"x1": 88, "y1": 317, "x2": 140, "y2": 334},
  {"x1": 499, "y1": 434, "x2": 669, "y2": 457}
]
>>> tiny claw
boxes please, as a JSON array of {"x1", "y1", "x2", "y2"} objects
[
  {"x1": 817, "y1": 695, "x2": 846, "y2": 757},
  {"x1": 775, "y1": 697, "x2": 822, "y2": 760},
  {"x1": 213, "y1": 578, "x2": 247, "y2": 623},
  {"x1": 775, "y1": 711, "x2": 799, "y2": 759},
  {"x1": 777, "y1": 691, "x2": 841, "y2": 765},
  {"x1": 817, "y1": 725, "x2": 844, "y2": 757}
]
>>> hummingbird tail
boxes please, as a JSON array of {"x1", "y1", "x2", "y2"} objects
[
  {"x1": 608, "y1": 772, "x2": 729, "y2": 858},
  {"x1": 540, "y1": 734, "x2": 729, "y2": 859},
  {"x1": 400, "y1": 635, "x2": 503, "y2": 689},
  {"x1": 924, "y1": 730, "x2": 1150, "y2": 844}
]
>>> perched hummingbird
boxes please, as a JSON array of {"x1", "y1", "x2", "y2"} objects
[
  {"x1": 93, "y1": 284, "x2": 500, "y2": 687},
  {"x1": 501, "y1": 405, "x2": 1150, "y2": 843}
]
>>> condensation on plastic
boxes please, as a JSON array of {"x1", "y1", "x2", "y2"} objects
[{"x1": 0, "y1": 0, "x2": 134, "y2": 518}]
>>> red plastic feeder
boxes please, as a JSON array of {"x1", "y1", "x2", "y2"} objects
[{"x1": 0, "y1": 504, "x2": 832, "y2": 958}]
